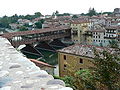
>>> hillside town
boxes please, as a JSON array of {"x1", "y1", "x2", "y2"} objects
[
  {"x1": 0, "y1": 8, "x2": 120, "y2": 90},
  {"x1": 0, "y1": 8, "x2": 120, "y2": 48}
]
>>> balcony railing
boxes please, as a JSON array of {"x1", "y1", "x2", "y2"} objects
[{"x1": 10, "y1": 33, "x2": 70, "y2": 46}]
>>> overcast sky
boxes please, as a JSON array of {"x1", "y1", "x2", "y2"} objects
[{"x1": 0, "y1": 0, "x2": 120, "y2": 17}]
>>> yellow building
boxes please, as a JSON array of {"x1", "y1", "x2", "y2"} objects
[
  {"x1": 58, "y1": 44, "x2": 106, "y2": 77},
  {"x1": 83, "y1": 30, "x2": 93, "y2": 45},
  {"x1": 71, "y1": 20, "x2": 90, "y2": 44}
]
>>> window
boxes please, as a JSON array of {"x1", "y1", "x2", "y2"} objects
[
  {"x1": 64, "y1": 64, "x2": 67, "y2": 70},
  {"x1": 80, "y1": 68, "x2": 83, "y2": 70},
  {"x1": 72, "y1": 30, "x2": 78, "y2": 36},
  {"x1": 80, "y1": 58, "x2": 83, "y2": 63},
  {"x1": 64, "y1": 55, "x2": 66, "y2": 60},
  {"x1": 64, "y1": 64, "x2": 66, "y2": 67}
]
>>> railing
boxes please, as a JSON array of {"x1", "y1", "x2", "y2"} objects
[
  {"x1": 10, "y1": 33, "x2": 70, "y2": 46},
  {"x1": 104, "y1": 36, "x2": 116, "y2": 39}
]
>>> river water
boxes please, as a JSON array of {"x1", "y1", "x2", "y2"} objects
[
  {"x1": 21, "y1": 46, "x2": 63, "y2": 75},
  {"x1": 21, "y1": 46, "x2": 63, "y2": 65}
]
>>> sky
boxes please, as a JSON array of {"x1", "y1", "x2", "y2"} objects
[{"x1": 0, "y1": 0, "x2": 120, "y2": 17}]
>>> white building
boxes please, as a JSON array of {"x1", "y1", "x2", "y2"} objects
[{"x1": 92, "y1": 29, "x2": 108, "y2": 46}]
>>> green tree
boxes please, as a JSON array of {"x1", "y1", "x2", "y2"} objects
[
  {"x1": 109, "y1": 40, "x2": 119, "y2": 48},
  {"x1": 103, "y1": 12, "x2": 112, "y2": 15},
  {"x1": 62, "y1": 69, "x2": 96, "y2": 90},
  {"x1": 63, "y1": 13, "x2": 70, "y2": 16},
  {"x1": 34, "y1": 12, "x2": 42, "y2": 17},
  {"x1": 55, "y1": 10, "x2": 59, "y2": 16},
  {"x1": 40, "y1": 19, "x2": 45, "y2": 24},
  {"x1": 24, "y1": 14, "x2": 33, "y2": 20},
  {"x1": 81, "y1": 13, "x2": 86, "y2": 16},
  {"x1": 19, "y1": 26, "x2": 28, "y2": 31},
  {"x1": 72, "y1": 15, "x2": 78, "y2": 18},
  {"x1": 10, "y1": 14, "x2": 19, "y2": 23},
  {"x1": 87, "y1": 8, "x2": 97, "y2": 16},
  {"x1": 24, "y1": 23, "x2": 32, "y2": 27},
  {"x1": 0, "y1": 16, "x2": 11, "y2": 28},
  {"x1": 91, "y1": 49, "x2": 120, "y2": 90},
  {"x1": 35, "y1": 21, "x2": 42, "y2": 29},
  {"x1": 60, "y1": 60, "x2": 96, "y2": 90}
]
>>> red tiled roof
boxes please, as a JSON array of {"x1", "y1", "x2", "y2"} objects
[
  {"x1": 2, "y1": 26, "x2": 71, "y2": 38},
  {"x1": 71, "y1": 21, "x2": 90, "y2": 24},
  {"x1": 58, "y1": 44, "x2": 116, "y2": 58},
  {"x1": 105, "y1": 26, "x2": 120, "y2": 29},
  {"x1": 29, "y1": 59, "x2": 55, "y2": 68},
  {"x1": 91, "y1": 29, "x2": 105, "y2": 32}
]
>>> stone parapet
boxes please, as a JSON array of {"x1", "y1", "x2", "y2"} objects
[{"x1": 0, "y1": 37, "x2": 72, "y2": 90}]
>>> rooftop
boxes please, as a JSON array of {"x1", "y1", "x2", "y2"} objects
[
  {"x1": 1, "y1": 26, "x2": 71, "y2": 38},
  {"x1": 71, "y1": 20, "x2": 90, "y2": 24},
  {"x1": 91, "y1": 29, "x2": 105, "y2": 32},
  {"x1": 58, "y1": 44, "x2": 115, "y2": 58},
  {"x1": 0, "y1": 36, "x2": 72, "y2": 90},
  {"x1": 30, "y1": 59, "x2": 55, "y2": 68}
]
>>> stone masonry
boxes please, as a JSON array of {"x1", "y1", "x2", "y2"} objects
[{"x1": 0, "y1": 36, "x2": 72, "y2": 90}]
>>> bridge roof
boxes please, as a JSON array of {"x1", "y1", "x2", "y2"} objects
[{"x1": 1, "y1": 26, "x2": 71, "y2": 38}]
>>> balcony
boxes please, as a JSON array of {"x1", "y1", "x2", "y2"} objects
[{"x1": 104, "y1": 36, "x2": 116, "y2": 39}]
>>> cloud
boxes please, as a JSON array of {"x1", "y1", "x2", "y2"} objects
[{"x1": 0, "y1": 0, "x2": 120, "y2": 16}]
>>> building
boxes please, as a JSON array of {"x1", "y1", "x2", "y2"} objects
[
  {"x1": 89, "y1": 16, "x2": 106, "y2": 26},
  {"x1": 9, "y1": 23, "x2": 21, "y2": 30},
  {"x1": 83, "y1": 30, "x2": 93, "y2": 45},
  {"x1": 58, "y1": 44, "x2": 114, "y2": 77},
  {"x1": 92, "y1": 29, "x2": 106, "y2": 46},
  {"x1": 71, "y1": 20, "x2": 90, "y2": 44},
  {"x1": 104, "y1": 26, "x2": 118, "y2": 45},
  {"x1": 113, "y1": 8, "x2": 120, "y2": 16},
  {"x1": 58, "y1": 44, "x2": 118, "y2": 77},
  {"x1": 30, "y1": 59, "x2": 55, "y2": 75},
  {"x1": 117, "y1": 29, "x2": 120, "y2": 47}
]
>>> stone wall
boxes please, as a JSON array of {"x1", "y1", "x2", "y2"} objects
[{"x1": 0, "y1": 37, "x2": 72, "y2": 90}]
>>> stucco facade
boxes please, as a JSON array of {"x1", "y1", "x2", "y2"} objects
[
  {"x1": 58, "y1": 52, "x2": 93, "y2": 77},
  {"x1": 71, "y1": 21, "x2": 90, "y2": 44}
]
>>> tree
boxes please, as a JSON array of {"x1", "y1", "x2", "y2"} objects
[
  {"x1": 10, "y1": 14, "x2": 19, "y2": 23},
  {"x1": 63, "y1": 13, "x2": 70, "y2": 16},
  {"x1": 60, "y1": 59, "x2": 96, "y2": 90},
  {"x1": 0, "y1": 15, "x2": 11, "y2": 28},
  {"x1": 35, "y1": 21, "x2": 42, "y2": 29},
  {"x1": 60, "y1": 69, "x2": 96, "y2": 90},
  {"x1": 72, "y1": 15, "x2": 78, "y2": 18},
  {"x1": 55, "y1": 10, "x2": 59, "y2": 16},
  {"x1": 103, "y1": 12, "x2": 112, "y2": 15},
  {"x1": 109, "y1": 40, "x2": 119, "y2": 49},
  {"x1": 81, "y1": 13, "x2": 86, "y2": 16},
  {"x1": 19, "y1": 26, "x2": 28, "y2": 31},
  {"x1": 87, "y1": 8, "x2": 97, "y2": 16},
  {"x1": 91, "y1": 49, "x2": 120, "y2": 90},
  {"x1": 34, "y1": 12, "x2": 42, "y2": 17},
  {"x1": 40, "y1": 19, "x2": 45, "y2": 24}
]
